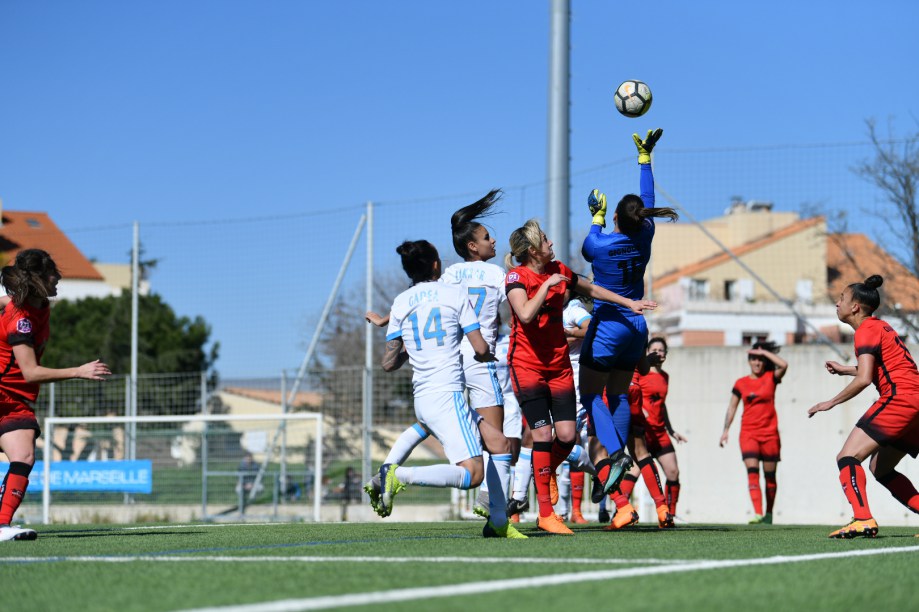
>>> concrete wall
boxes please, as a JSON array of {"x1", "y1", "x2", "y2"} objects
[{"x1": 652, "y1": 344, "x2": 919, "y2": 526}]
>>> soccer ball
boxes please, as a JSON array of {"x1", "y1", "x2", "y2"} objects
[{"x1": 614, "y1": 80, "x2": 653, "y2": 118}]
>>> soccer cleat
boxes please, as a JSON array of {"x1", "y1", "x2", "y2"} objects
[
  {"x1": 570, "y1": 509, "x2": 589, "y2": 525},
  {"x1": 472, "y1": 489, "x2": 490, "y2": 519},
  {"x1": 829, "y1": 518, "x2": 879, "y2": 539},
  {"x1": 509, "y1": 513, "x2": 520, "y2": 524},
  {"x1": 379, "y1": 463, "x2": 405, "y2": 518},
  {"x1": 749, "y1": 514, "x2": 766, "y2": 525},
  {"x1": 656, "y1": 504, "x2": 675, "y2": 529},
  {"x1": 0, "y1": 526, "x2": 38, "y2": 541},
  {"x1": 605, "y1": 503, "x2": 639, "y2": 531},
  {"x1": 363, "y1": 475, "x2": 383, "y2": 516},
  {"x1": 507, "y1": 496, "x2": 529, "y2": 516},
  {"x1": 603, "y1": 451, "x2": 633, "y2": 497},
  {"x1": 597, "y1": 507, "x2": 611, "y2": 524},
  {"x1": 761, "y1": 513, "x2": 773, "y2": 524},
  {"x1": 483, "y1": 520, "x2": 528, "y2": 539},
  {"x1": 537, "y1": 512, "x2": 574, "y2": 535},
  {"x1": 590, "y1": 458, "x2": 612, "y2": 503},
  {"x1": 549, "y1": 472, "x2": 559, "y2": 506}
]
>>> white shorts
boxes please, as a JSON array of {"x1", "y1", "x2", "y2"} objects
[
  {"x1": 502, "y1": 389, "x2": 523, "y2": 439},
  {"x1": 415, "y1": 391, "x2": 483, "y2": 464},
  {"x1": 461, "y1": 343, "x2": 504, "y2": 410}
]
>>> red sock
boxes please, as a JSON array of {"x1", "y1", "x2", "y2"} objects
[
  {"x1": 877, "y1": 470, "x2": 919, "y2": 514},
  {"x1": 571, "y1": 471, "x2": 585, "y2": 511},
  {"x1": 639, "y1": 458, "x2": 666, "y2": 506},
  {"x1": 549, "y1": 439, "x2": 574, "y2": 472},
  {"x1": 619, "y1": 473, "x2": 637, "y2": 499},
  {"x1": 838, "y1": 457, "x2": 872, "y2": 520},
  {"x1": 0, "y1": 463, "x2": 31, "y2": 525},
  {"x1": 764, "y1": 470, "x2": 777, "y2": 514},
  {"x1": 532, "y1": 443, "x2": 554, "y2": 517},
  {"x1": 666, "y1": 480, "x2": 681, "y2": 515},
  {"x1": 747, "y1": 467, "x2": 763, "y2": 516}
]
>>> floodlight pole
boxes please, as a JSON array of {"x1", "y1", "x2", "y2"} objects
[
  {"x1": 547, "y1": 0, "x2": 571, "y2": 261},
  {"x1": 362, "y1": 201, "x2": 374, "y2": 497}
]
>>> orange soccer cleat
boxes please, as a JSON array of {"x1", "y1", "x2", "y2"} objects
[
  {"x1": 829, "y1": 518, "x2": 878, "y2": 539},
  {"x1": 570, "y1": 509, "x2": 589, "y2": 524},
  {"x1": 605, "y1": 503, "x2": 639, "y2": 531},
  {"x1": 537, "y1": 512, "x2": 574, "y2": 535},
  {"x1": 656, "y1": 504, "x2": 675, "y2": 529}
]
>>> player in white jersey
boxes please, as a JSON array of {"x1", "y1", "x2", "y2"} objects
[
  {"x1": 376, "y1": 239, "x2": 524, "y2": 538},
  {"x1": 365, "y1": 192, "x2": 518, "y2": 522},
  {"x1": 558, "y1": 297, "x2": 592, "y2": 523}
]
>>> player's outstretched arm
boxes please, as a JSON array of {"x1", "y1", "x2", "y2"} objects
[
  {"x1": 506, "y1": 276, "x2": 567, "y2": 325},
  {"x1": 13, "y1": 345, "x2": 110, "y2": 383},
  {"x1": 808, "y1": 353, "x2": 873, "y2": 417},
  {"x1": 825, "y1": 360, "x2": 857, "y2": 376},
  {"x1": 574, "y1": 275, "x2": 656, "y2": 314},
  {"x1": 365, "y1": 311, "x2": 390, "y2": 327}
]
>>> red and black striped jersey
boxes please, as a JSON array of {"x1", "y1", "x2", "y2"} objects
[
  {"x1": 855, "y1": 317, "x2": 919, "y2": 398},
  {"x1": 0, "y1": 301, "x2": 50, "y2": 402}
]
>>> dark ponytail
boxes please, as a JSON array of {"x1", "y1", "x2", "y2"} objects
[
  {"x1": 451, "y1": 189, "x2": 501, "y2": 259},
  {"x1": 396, "y1": 240, "x2": 441, "y2": 285},
  {"x1": 0, "y1": 249, "x2": 61, "y2": 307},
  {"x1": 849, "y1": 275, "x2": 883, "y2": 314},
  {"x1": 615, "y1": 194, "x2": 678, "y2": 235}
]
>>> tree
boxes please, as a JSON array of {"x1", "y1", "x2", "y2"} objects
[
  {"x1": 853, "y1": 118, "x2": 919, "y2": 275},
  {"x1": 40, "y1": 292, "x2": 220, "y2": 417},
  {"x1": 44, "y1": 292, "x2": 217, "y2": 374},
  {"x1": 849, "y1": 118, "x2": 919, "y2": 339}
]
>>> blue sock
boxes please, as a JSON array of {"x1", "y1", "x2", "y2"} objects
[
  {"x1": 611, "y1": 394, "x2": 632, "y2": 453},
  {"x1": 585, "y1": 392, "x2": 624, "y2": 455}
]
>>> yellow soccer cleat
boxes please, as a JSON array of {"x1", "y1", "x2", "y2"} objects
[{"x1": 483, "y1": 520, "x2": 528, "y2": 539}]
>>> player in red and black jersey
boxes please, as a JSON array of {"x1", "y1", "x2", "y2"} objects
[
  {"x1": 720, "y1": 340, "x2": 788, "y2": 524},
  {"x1": 0, "y1": 249, "x2": 110, "y2": 542},
  {"x1": 810, "y1": 275, "x2": 919, "y2": 538},
  {"x1": 503, "y1": 219, "x2": 654, "y2": 535}
]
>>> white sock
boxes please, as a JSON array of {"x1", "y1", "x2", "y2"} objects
[
  {"x1": 395, "y1": 464, "x2": 471, "y2": 488},
  {"x1": 479, "y1": 450, "x2": 491, "y2": 494},
  {"x1": 486, "y1": 454, "x2": 512, "y2": 527},
  {"x1": 554, "y1": 462, "x2": 571, "y2": 517},
  {"x1": 512, "y1": 447, "x2": 532, "y2": 502},
  {"x1": 384, "y1": 423, "x2": 429, "y2": 465},
  {"x1": 566, "y1": 444, "x2": 596, "y2": 476}
]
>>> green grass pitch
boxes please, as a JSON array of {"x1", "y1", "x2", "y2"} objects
[{"x1": 2, "y1": 521, "x2": 917, "y2": 611}]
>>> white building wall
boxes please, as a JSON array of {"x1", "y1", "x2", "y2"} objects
[
  {"x1": 55, "y1": 279, "x2": 117, "y2": 301},
  {"x1": 656, "y1": 344, "x2": 919, "y2": 526}
]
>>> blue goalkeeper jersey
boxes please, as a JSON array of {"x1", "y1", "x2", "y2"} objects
[{"x1": 581, "y1": 163, "x2": 656, "y2": 314}]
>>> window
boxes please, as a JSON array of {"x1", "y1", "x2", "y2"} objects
[
  {"x1": 725, "y1": 279, "x2": 754, "y2": 302},
  {"x1": 742, "y1": 332, "x2": 769, "y2": 346},
  {"x1": 688, "y1": 278, "x2": 709, "y2": 301},
  {"x1": 26, "y1": 218, "x2": 41, "y2": 228}
]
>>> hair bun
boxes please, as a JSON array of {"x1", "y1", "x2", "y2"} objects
[
  {"x1": 396, "y1": 241, "x2": 414, "y2": 257},
  {"x1": 864, "y1": 275, "x2": 884, "y2": 290}
]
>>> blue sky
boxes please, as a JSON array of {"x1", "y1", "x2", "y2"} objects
[{"x1": 1, "y1": 1, "x2": 918, "y2": 377}]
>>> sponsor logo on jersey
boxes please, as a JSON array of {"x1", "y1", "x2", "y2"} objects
[
  {"x1": 16, "y1": 318, "x2": 32, "y2": 334},
  {"x1": 506, "y1": 272, "x2": 519, "y2": 283}
]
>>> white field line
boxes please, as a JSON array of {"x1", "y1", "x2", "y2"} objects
[
  {"x1": 120, "y1": 523, "x2": 282, "y2": 530},
  {"x1": 0, "y1": 555, "x2": 677, "y2": 565},
  {"x1": 175, "y1": 545, "x2": 919, "y2": 612}
]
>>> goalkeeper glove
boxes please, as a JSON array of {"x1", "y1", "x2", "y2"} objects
[
  {"x1": 633, "y1": 128, "x2": 663, "y2": 164},
  {"x1": 588, "y1": 189, "x2": 607, "y2": 227}
]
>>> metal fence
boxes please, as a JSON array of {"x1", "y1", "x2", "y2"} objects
[{"x1": 10, "y1": 369, "x2": 449, "y2": 524}]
